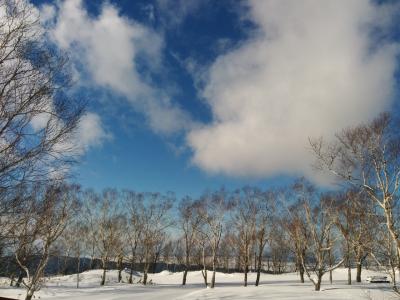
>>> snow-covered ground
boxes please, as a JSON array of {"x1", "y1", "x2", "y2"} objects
[{"x1": 0, "y1": 268, "x2": 398, "y2": 300}]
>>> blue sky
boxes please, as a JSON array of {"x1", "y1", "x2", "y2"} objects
[{"x1": 31, "y1": 0, "x2": 400, "y2": 198}]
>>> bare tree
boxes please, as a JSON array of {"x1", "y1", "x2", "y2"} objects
[
  {"x1": 194, "y1": 225, "x2": 209, "y2": 287},
  {"x1": 151, "y1": 233, "x2": 166, "y2": 274},
  {"x1": 0, "y1": 0, "x2": 84, "y2": 191},
  {"x1": 281, "y1": 180, "x2": 313, "y2": 283},
  {"x1": 115, "y1": 216, "x2": 128, "y2": 283},
  {"x1": 13, "y1": 183, "x2": 78, "y2": 300},
  {"x1": 232, "y1": 187, "x2": 257, "y2": 286},
  {"x1": 137, "y1": 192, "x2": 174, "y2": 285},
  {"x1": 0, "y1": 0, "x2": 84, "y2": 263},
  {"x1": 81, "y1": 190, "x2": 100, "y2": 270},
  {"x1": 333, "y1": 190, "x2": 354, "y2": 285},
  {"x1": 162, "y1": 239, "x2": 174, "y2": 271},
  {"x1": 96, "y1": 189, "x2": 124, "y2": 286},
  {"x1": 300, "y1": 193, "x2": 344, "y2": 291},
  {"x1": 254, "y1": 189, "x2": 274, "y2": 286},
  {"x1": 178, "y1": 196, "x2": 202, "y2": 285},
  {"x1": 370, "y1": 222, "x2": 399, "y2": 291},
  {"x1": 269, "y1": 225, "x2": 290, "y2": 274},
  {"x1": 282, "y1": 202, "x2": 308, "y2": 283},
  {"x1": 310, "y1": 113, "x2": 400, "y2": 268},
  {"x1": 124, "y1": 190, "x2": 143, "y2": 284},
  {"x1": 219, "y1": 231, "x2": 234, "y2": 273},
  {"x1": 61, "y1": 215, "x2": 86, "y2": 288},
  {"x1": 198, "y1": 189, "x2": 231, "y2": 288},
  {"x1": 333, "y1": 189, "x2": 377, "y2": 284}
]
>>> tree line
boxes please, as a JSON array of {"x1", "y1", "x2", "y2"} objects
[{"x1": 2, "y1": 174, "x2": 400, "y2": 299}]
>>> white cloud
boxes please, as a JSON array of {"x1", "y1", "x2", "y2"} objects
[
  {"x1": 187, "y1": 0, "x2": 400, "y2": 183},
  {"x1": 43, "y1": 0, "x2": 191, "y2": 135},
  {"x1": 75, "y1": 112, "x2": 110, "y2": 152},
  {"x1": 46, "y1": 111, "x2": 108, "y2": 180},
  {"x1": 32, "y1": 110, "x2": 108, "y2": 157}
]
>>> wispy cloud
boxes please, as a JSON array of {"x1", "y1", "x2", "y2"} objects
[
  {"x1": 156, "y1": 0, "x2": 206, "y2": 29},
  {"x1": 41, "y1": 0, "x2": 192, "y2": 135}
]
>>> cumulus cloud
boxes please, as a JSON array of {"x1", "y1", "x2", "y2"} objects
[
  {"x1": 188, "y1": 0, "x2": 400, "y2": 182},
  {"x1": 41, "y1": 0, "x2": 191, "y2": 135}
]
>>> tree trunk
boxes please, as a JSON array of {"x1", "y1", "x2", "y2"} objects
[
  {"x1": 182, "y1": 269, "x2": 188, "y2": 285},
  {"x1": 397, "y1": 250, "x2": 400, "y2": 274},
  {"x1": 210, "y1": 254, "x2": 217, "y2": 288},
  {"x1": 384, "y1": 200, "x2": 400, "y2": 263},
  {"x1": 244, "y1": 264, "x2": 248, "y2": 287},
  {"x1": 143, "y1": 263, "x2": 149, "y2": 285},
  {"x1": 100, "y1": 267, "x2": 106, "y2": 286},
  {"x1": 182, "y1": 253, "x2": 189, "y2": 285},
  {"x1": 201, "y1": 246, "x2": 208, "y2": 287},
  {"x1": 255, "y1": 250, "x2": 263, "y2": 286},
  {"x1": 25, "y1": 288, "x2": 34, "y2": 300},
  {"x1": 315, "y1": 272, "x2": 323, "y2": 291},
  {"x1": 244, "y1": 245, "x2": 248, "y2": 287},
  {"x1": 9, "y1": 273, "x2": 15, "y2": 287},
  {"x1": 129, "y1": 253, "x2": 135, "y2": 284},
  {"x1": 253, "y1": 252, "x2": 257, "y2": 272},
  {"x1": 391, "y1": 265, "x2": 398, "y2": 292},
  {"x1": 16, "y1": 273, "x2": 23, "y2": 287},
  {"x1": 202, "y1": 269, "x2": 208, "y2": 287},
  {"x1": 117, "y1": 255, "x2": 123, "y2": 283},
  {"x1": 129, "y1": 267, "x2": 134, "y2": 284},
  {"x1": 211, "y1": 269, "x2": 216, "y2": 288},
  {"x1": 348, "y1": 264, "x2": 352, "y2": 285},
  {"x1": 76, "y1": 254, "x2": 80, "y2": 288},
  {"x1": 299, "y1": 260, "x2": 305, "y2": 283},
  {"x1": 100, "y1": 257, "x2": 107, "y2": 286},
  {"x1": 347, "y1": 243, "x2": 351, "y2": 285},
  {"x1": 356, "y1": 262, "x2": 362, "y2": 283},
  {"x1": 328, "y1": 233, "x2": 333, "y2": 284},
  {"x1": 297, "y1": 250, "x2": 305, "y2": 283}
]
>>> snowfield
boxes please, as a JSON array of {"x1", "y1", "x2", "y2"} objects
[{"x1": 0, "y1": 269, "x2": 398, "y2": 300}]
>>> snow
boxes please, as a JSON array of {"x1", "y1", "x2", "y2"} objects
[{"x1": 0, "y1": 268, "x2": 398, "y2": 300}]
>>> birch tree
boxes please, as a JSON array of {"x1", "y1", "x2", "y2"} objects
[
  {"x1": 198, "y1": 189, "x2": 231, "y2": 288},
  {"x1": 14, "y1": 184, "x2": 78, "y2": 300},
  {"x1": 0, "y1": 0, "x2": 84, "y2": 254},
  {"x1": 138, "y1": 192, "x2": 174, "y2": 285},
  {"x1": 301, "y1": 194, "x2": 344, "y2": 291},
  {"x1": 282, "y1": 201, "x2": 309, "y2": 283},
  {"x1": 81, "y1": 190, "x2": 100, "y2": 269},
  {"x1": 97, "y1": 189, "x2": 124, "y2": 286},
  {"x1": 178, "y1": 196, "x2": 202, "y2": 285},
  {"x1": 254, "y1": 189, "x2": 274, "y2": 286},
  {"x1": 0, "y1": 0, "x2": 83, "y2": 191},
  {"x1": 232, "y1": 188, "x2": 257, "y2": 286},
  {"x1": 124, "y1": 190, "x2": 143, "y2": 284},
  {"x1": 310, "y1": 113, "x2": 400, "y2": 270},
  {"x1": 333, "y1": 189, "x2": 377, "y2": 284}
]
